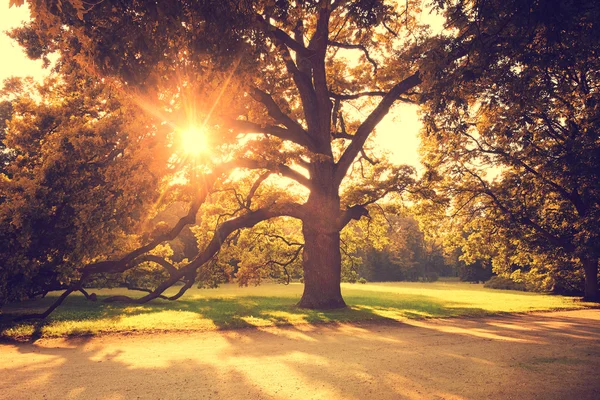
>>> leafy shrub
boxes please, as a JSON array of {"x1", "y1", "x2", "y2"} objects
[
  {"x1": 484, "y1": 276, "x2": 527, "y2": 291},
  {"x1": 358, "y1": 277, "x2": 367, "y2": 284},
  {"x1": 507, "y1": 267, "x2": 586, "y2": 295},
  {"x1": 342, "y1": 270, "x2": 358, "y2": 283},
  {"x1": 459, "y1": 260, "x2": 493, "y2": 283}
]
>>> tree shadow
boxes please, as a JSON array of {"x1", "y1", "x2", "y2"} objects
[
  {"x1": 1, "y1": 310, "x2": 599, "y2": 399},
  {"x1": 1, "y1": 290, "x2": 498, "y2": 341}
]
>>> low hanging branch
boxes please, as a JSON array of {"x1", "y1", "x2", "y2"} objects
[
  {"x1": 128, "y1": 254, "x2": 178, "y2": 276},
  {"x1": 14, "y1": 278, "x2": 86, "y2": 321},
  {"x1": 14, "y1": 159, "x2": 306, "y2": 320},
  {"x1": 82, "y1": 158, "x2": 310, "y2": 277},
  {"x1": 100, "y1": 202, "x2": 306, "y2": 304}
]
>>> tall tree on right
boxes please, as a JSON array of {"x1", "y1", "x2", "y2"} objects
[{"x1": 420, "y1": 0, "x2": 600, "y2": 300}]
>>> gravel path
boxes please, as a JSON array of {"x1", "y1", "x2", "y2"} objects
[{"x1": 1, "y1": 310, "x2": 599, "y2": 399}]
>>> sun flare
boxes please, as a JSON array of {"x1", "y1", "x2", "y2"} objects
[{"x1": 180, "y1": 126, "x2": 209, "y2": 156}]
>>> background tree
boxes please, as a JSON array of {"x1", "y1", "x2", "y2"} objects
[
  {"x1": 0, "y1": 72, "x2": 171, "y2": 307},
  {"x1": 351, "y1": 209, "x2": 450, "y2": 282},
  {"x1": 419, "y1": 0, "x2": 600, "y2": 300}
]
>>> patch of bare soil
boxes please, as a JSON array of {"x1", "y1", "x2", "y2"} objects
[{"x1": 1, "y1": 310, "x2": 599, "y2": 400}]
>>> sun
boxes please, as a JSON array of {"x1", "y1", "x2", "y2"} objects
[{"x1": 179, "y1": 126, "x2": 209, "y2": 156}]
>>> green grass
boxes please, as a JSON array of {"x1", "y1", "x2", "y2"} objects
[{"x1": 0, "y1": 281, "x2": 591, "y2": 340}]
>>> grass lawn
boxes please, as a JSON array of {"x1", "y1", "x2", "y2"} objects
[{"x1": 0, "y1": 280, "x2": 592, "y2": 340}]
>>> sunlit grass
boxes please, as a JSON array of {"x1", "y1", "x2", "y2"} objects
[{"x1": 0, "y1": 281, "x2": 591, "y2": 340}]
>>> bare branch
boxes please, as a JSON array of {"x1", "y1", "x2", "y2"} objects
[
  {"x1": 462, "y1": 166, "x2": 572, "y2": 251},
  {"x1": 360, "y1": 149, "x2": 378, "y2": 165},
  {"x1": 328, "y1": 40, "x2": 378, "y2": 73},
  {"x1": 230, "y1": 119, "x2": 313, "y2": 149},
  {"x1": 307, "y1": 2, "x2": 333, "y2": 139},
  {"x1": 245, "y1": 171, "x2": 272, "y2": 209},
  {"x1": 268, "y1": 244, "x2": 303, "y2": 285},
  {"x1": 262, "y1": 232, "x2": 304, "y2": 247},
  {"x1": 332, "y1": 132, "x2": 354, "y2": 140},
  {"x1": 329, "y1": 90, "x2": 387, "y2": 100}
]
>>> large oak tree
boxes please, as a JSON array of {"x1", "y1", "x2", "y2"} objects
[{"x1": 4, "y1": 0, "x2": 429, "y2": 314}]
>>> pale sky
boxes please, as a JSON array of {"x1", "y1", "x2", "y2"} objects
[
  {"x1": 0, "y1": 3, "x2": 424, "y2": 170},
  {"x1": 0, "y1": 5, "x2": 50, "y2": 82}
]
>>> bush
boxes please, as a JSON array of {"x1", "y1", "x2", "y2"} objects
[
  {"x1": 459, "y1": 260, "x2": 493, "y2": 283},
  {"x1": 343, "y1": 270, "x2": 358, "y2": 283},
  {"x1": 358, "y1": 277, "x2": 367, "y2": 284},
  {"x1": 484, "y1": 276, "x2": 527, "y2": 291},
  {"x1": 424, "y1": 272, "x2": 439, "y2": 282}
]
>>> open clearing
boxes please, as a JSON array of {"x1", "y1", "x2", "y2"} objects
[
  {"x1": 1, "y1": 281, "x2": 591, "y2": 340},
  {"x1": 1, "y1": 309, "x2": 599, "y2": 399}
]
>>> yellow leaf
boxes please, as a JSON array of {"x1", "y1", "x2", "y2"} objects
[{"x1": 9, "y1": 0, "x2": 25, "y2": 8}]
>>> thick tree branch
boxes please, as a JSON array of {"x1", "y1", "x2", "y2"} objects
[
  {"x1": 230, "y1": 119, "x2": 313, "y2": 149},
  {"x1": 102, "y1": 203, "x2": 306, "y2": 304},
  {"x1": 81, "y1": 172, "x2": 214, "y2": 275},
  {"x1": 334, "y1": 71, "x2": 422, "y2": 185},
  {"x1": 81, "y1": 157, "x2": 307, "y2": 277},
  {"x1": 128, "y1": 255, "x2": 178, "y2": 276},
  {"x1": 254, "y1": 14, "x2": 313, "y2": 57},
  {"x1": 308, "y1": 1, "x2": 333, "y2": 143},
  {"x1": 275, "y1": 42, "x2": 320, "y2": 133},
  {"x1": 338, "y1": 205, "x2": 370, "y2": 229},
  {"x1": 14, "y1": 288, "x2": 76, "y2": 321},
  {"x1": 15, "y1": 275, "x2": 88, "y2": 321},
  {"x1": 254, "y1": 13, "x2": 319, "y2": 132},
  {"x1": 248, "y1": 87, "x2": 312, "y2": 144}
]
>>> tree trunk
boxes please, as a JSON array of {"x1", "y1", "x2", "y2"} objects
[
  {"x1": 298, "y1": 215, "x2": 346, "y2": 309},
  {"x1": 582, "y1": 255, "x2": 599, "y2": 302},
  {"x1": 297, "y1": 162, "x2": 346, "y2": 309}
]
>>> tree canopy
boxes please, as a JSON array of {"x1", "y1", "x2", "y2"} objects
[
  {"x1": 0, "y1": 70, "x2": 170, "y2": 306},
  {"x1": 2, "y1": 0, "x2": 433, "y2": 315},
  {"x1": 419, "y1": 0, "x2": 600, "y2": 300}
]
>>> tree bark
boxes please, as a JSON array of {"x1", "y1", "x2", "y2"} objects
[
  {"x1": 298, "y1": 162, "x2": 346, "y2": 309},
  {"x1": 582, "y1": 255, "x2": 599, "y2": 302}
]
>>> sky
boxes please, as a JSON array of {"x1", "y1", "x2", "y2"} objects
[
  {"x1": 0, "y1": 4, "x2": 49, "y2": 82},
  {"x1": 0, "y1": 3, "x2": 425, "y2": 170}
]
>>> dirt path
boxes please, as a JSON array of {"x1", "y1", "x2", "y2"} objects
[{"x1": 1, "y1": 310, "x2": 599, "y2": 400}]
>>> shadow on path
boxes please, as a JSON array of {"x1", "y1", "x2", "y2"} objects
[{"x1": 1, "y1": 310, "x2": 599, "y2": 400}]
